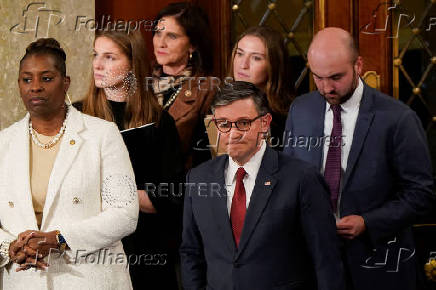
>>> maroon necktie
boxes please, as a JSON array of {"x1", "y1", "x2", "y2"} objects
[
  {"x1": 324, "y1": 104, "x2": 342, "y2": 212},
  {"x1": 230, "y1": 167, "x2": 247, "y2": 247}
]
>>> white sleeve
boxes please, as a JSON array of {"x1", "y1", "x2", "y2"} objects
[
  {"x1": 0, "y1": 229, "x2": 16, "y2": 267},
  {"x1": 59, "y1": 123, "x2": 138, "y2": 255}
]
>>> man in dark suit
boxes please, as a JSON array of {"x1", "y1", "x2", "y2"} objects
[
  {"x1": 180, "y1": 81, "x2": 345, "y2": 290},
  {"x1": 284, "y1": 27, "x2": 435, "y2": 290}
]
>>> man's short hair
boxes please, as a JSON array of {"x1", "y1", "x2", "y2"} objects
[{"x1": 211, "y1": 81, "x2": 270, "y2": 116}]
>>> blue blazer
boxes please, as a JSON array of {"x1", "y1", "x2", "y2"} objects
[
  {"x1": 284, "y1": 84, "x2": 435, "y2": 290},
  {"x1": 180, "y1": 147, "x2": 345, "y2": 290}
]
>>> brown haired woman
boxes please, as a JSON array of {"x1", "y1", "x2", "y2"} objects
[
  {"x1": 152, "y1": 2, "x2": 217, "y2": 169},
  {"x1": 229, "y1": 26, "x2": 295, "y2": 150},
  {"x1": 75, "y1": 29, "x2": 184, "y2": 289}
]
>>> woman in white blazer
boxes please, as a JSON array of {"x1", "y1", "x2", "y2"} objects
[{"x1": 0, "y1": 38, "x2": 138, "y2": 289}]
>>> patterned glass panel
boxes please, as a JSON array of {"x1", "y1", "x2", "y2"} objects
[{"x1": 392, "y1": 1, "x2": 436, "y2": 176}]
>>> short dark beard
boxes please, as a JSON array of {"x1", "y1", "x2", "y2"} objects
[{"x1": 338, "y1": 67, "x2": 359, "y2": 104}]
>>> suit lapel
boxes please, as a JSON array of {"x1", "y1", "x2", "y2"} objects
[
  {"x1": 210, "y1": 155, "x2": 236, "y2": 253},
  {"x1": 13, "y1": 115, "x2": 38, "y2": 230},
  {"x1": 236, "y1": 147, "x2": 278, "y2": 259},
  {"x1": 311, "y1": 94, "x2": 327, "y2": 169},
  {"x1": 41, "y1": 107, "x2": 84, "y2": 227},
  {"x1": 342, "y1": 85, "x2": 375, "y2": 191}
]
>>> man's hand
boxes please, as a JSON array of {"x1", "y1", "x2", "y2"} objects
[{"x1": 336, "y1": 215, "x2": 366, "y2": 239}]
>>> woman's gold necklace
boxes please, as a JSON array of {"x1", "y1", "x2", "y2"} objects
[{"x1": 29, "y1": 107, "x2": 69, "y2": 149}]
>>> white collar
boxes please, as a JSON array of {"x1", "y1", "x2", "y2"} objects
[
  {"x1": 325, "y1": 78, "x2": 363, "y2": 113},
  {"x1": 227, "y1": 141, "x2": 267, "y2": 183}
]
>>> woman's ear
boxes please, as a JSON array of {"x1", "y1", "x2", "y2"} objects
[
  {"x1": 64, "y1": 76, "x2": 71, "y2": 91},
  {"x1": 189, "y1": 45, "x2": 196, "y2": 55}
]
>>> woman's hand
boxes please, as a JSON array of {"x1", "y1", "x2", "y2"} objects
[
  {"x1": 9, "y1": 230, "x2": 35, "y2": 263},
  {"x1": 24, "y1": 230, "x2": 59, "y2": 257},
  {"x1": 138, "y1": 190, "x2": 157, "y2": 213},
  {"x1": 9, "y1": 230, "x2": 60, "y2": 271}
]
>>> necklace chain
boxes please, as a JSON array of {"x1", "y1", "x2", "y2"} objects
[
  {"x1": 162, "y1": 86, "x2": 182, "y2": 110},
  {"x1": 29, "y1": 107, "x2": 69, "y2": 149}
]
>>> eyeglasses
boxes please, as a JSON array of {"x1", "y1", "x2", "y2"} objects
[{"x1": 213, "y1": 114, "x2": 265, "y2": 133}]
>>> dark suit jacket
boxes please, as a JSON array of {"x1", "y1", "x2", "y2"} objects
[
  {"x1": 283, "y1": 84, "x2": 435, "y2": 290},
  {"x1": 180, "y1": 147, "x2": 345, "y2": 290}
]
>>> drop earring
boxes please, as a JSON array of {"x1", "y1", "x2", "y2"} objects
[
  {"x1": 66, "y1": 92, "x2": 72, "y2": 106},
  {"x1": 123, "y1": 71, "x2": 137, "y2": 98}
]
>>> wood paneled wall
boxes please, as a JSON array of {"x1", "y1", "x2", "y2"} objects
[
  {"x1": 95, "y1": 0, "x2": 230, "y2": 78},
  {"x1": 315, "y1": 0, "x2": 393, "y2": 95}
]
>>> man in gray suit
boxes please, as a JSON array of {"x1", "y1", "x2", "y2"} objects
[
  {"x1": 284, "y1": 27, "x2": 435, "y2": 290},
  {"x1": 181, "y1": 81, "x2": 344, "y2": 290}
]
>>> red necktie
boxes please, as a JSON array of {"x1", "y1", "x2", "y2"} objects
[
  {"x1": 324, "y1": 104, "x2": 342, "y2": 212},
  {"x1": 230, "y1": 167, "x2": 247, "y2": 247}
]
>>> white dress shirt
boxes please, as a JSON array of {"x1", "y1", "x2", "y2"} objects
[
  {"x1": 322, "y1": 78, "x2": 364, "y2": 176},
  {"x1": 224, "y1": 141, "x2": 267, "y2": 215}
]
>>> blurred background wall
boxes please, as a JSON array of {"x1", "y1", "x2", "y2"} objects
[{"x1": 0, "y1": 0, "x2": 94, "y2": 129}]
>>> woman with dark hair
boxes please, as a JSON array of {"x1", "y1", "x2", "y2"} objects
[
  {"x1": 152, "y1": 2, "x2": 216, "y2": 170},
  {"x1": 229, "y1": 26, "x2": 295, "y2": 150},
  {"x1": 76, "y1": 29, "x2": 184, "y2": 289},
  {"x1": 0, "y1": 38, "x2": 138, "y2": 289}
]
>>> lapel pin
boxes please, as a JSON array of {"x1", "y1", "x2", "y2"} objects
[
  {"x1": 264, "y1": 181, "x2": 271, "y2": 186},
  {"x1": 184, "y1": 90, "x2": 192, "y2": 97},
  {"x1": 70, "y1": 139, "x2": 75, "y2": 145}
]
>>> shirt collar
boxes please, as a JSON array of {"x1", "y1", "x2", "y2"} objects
[
  {"x1": 325, "y1": 77, "x2": 364, "y2": 113},
  {"x1": 227, "y1": 141, "x2": 267, "y2": 183}
]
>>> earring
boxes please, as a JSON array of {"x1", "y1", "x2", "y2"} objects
[
  {"x1": 66, "y1": 92, "x2": 72, "y2": 106},
  {"x1": 123, "y1": 71, "x2": 137, "y2": 97},
  {"x1": 189, "y1": 52, "x2": 193, "y2": 60}
]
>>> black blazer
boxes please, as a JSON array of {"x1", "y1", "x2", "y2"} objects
[
  {"x1": 181, "y1": 147, "x2": 345, "y2": 290},
  {"x1": 284, "y1": 84, "x2": 436, "y2": 290}
]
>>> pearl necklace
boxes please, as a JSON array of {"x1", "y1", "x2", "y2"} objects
[
  {"x1": 162, "y1": 86, "x2": 182, "y2": 110},
  {"x1": 29, "y1": 108, "x2": 69, "y2": 149}
]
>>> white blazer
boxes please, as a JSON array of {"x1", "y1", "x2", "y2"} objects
[{"x1": 0, "y1": 106, "x2": 138, "y2": 290}]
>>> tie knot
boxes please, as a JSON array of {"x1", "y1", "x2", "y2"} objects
[
  {"x1": 330, "y1": 104, "x2": 341, "y2": 116},
  {"x1": 236, "y1": 167, "x2": 246, "y2": 181}
]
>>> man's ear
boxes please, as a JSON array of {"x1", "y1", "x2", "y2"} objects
[
  {"x1": 354, "y1": 56, "x2": 363, "y2": 76},
  {"x1": 261, "y1": 113, "x2": 272, "y2": 131}
]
